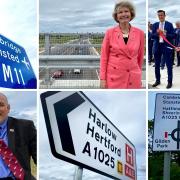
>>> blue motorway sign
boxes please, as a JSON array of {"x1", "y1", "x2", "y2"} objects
[{"x1": 0, "y1": 34, "x2": 37, "y2": 89}]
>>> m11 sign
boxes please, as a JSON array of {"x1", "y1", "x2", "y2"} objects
[
  {"x1": 41, "y1": 91, "x2": 137, "y2": 180},
  {"x1": 0, "y1": 34, "x2": 36, "y2": 89}
]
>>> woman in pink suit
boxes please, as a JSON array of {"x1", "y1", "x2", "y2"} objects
[{"x1": 100, "y1": 1, "x2": 144, "y2": 89}]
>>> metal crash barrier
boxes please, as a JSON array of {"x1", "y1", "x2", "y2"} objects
[{"x1": 39, "y1": 33, "x2": 146, "y2": 89}]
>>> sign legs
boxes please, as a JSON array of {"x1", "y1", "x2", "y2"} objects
[
  {"x1": 163, "y1": 152, "x2": 171, "y2": 180},
  {"x1": 74, "y1": 166, "x2": 83, "y2": 180}
]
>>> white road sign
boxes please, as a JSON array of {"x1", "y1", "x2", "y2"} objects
[
  {"x1": 41, "y1": 91, "x2": 136, "y2": 180},
  {"x1": 153, "y1": 93, "x2": 180, "y2": 151}
]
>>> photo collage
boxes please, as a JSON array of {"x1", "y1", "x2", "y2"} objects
[{"x1": 0, "y1": 0, "x2": 180, "y2": 179}]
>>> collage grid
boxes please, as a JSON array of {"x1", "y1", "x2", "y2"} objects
[{"x1": 0, "y1": 0, "x2": 180, "y2": 180}]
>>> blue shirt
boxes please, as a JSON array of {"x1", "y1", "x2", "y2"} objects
[{"x1": 0, "y1": 118, "x2": 14, "y2": 178}]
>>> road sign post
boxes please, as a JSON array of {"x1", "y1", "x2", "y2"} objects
[
  {"x1": 163, "y1": 152, "x2": 170, "y2": 180},
  {"x1": 0, "y1": 34, "x2": 36, "y2": 88},
  {"x1": 74, "y1": 166, "x2": 83, "y2": 180},
  {"x1": 41, "y1": 91, "x2": 136, "y2": 180}
]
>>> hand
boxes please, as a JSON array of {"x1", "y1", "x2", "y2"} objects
[
  {"x1": 157, "y1": 29, "x2": 165, "y2": 35},
  {"x1": 100, "y1": 80, "x2": 106, "y2": 89},
  {"x1": 157, "y1": 29, "x2": 161, "y2": 34},
  {"x1": 175, "y1": 47, "x2": 180, "y2": 52}
]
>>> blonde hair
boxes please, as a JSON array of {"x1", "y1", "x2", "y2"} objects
[{"x1": 112, "y1": 1, "x2": 136, "y2": 23}]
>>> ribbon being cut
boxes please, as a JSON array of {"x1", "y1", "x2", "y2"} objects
[{"x1": 159, "y1": 30, "x2": 178, "y2": 50}]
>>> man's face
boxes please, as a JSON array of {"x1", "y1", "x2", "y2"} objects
[
  {"x1": 0, "y1": 95, "x2": 10, "y2": 124},
  {"x1": 158, "y1": 12, "x2": 165, "y2": 22}
]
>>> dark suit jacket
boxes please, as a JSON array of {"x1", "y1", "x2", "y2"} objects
[
  {"x1": 148, "y1": 30, "x2": 153, "y2": 41},
  {"x1": 7, "y1": 117, "x2": 37, "y2": 180},
  {"x1": 152, "y1": 21, "x2": 175, "y2": 53},
  {"x1": 175, "y1": 28, "x2": 180, "y2": 46}
]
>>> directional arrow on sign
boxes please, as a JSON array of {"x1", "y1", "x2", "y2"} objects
[
  {"x1": 170, "y1": 121, "x2": 180, "y2": 149},
  {"x1": 40, "y1": 91, "x2": 86, "y2": 156},
  {"x1": 53, "y1": 92, "x2": 85, "y2": 155}
]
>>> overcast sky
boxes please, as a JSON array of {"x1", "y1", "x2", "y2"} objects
[
  {"x1": 0, "y1": 0, "x2": 37, "y2": 76},
  {"x1": 39, "y1": 91, "x2": 146, "y2": 180},
  {"x1": 0, "y1": 91, "x2": 37, "y2": 126},
  {"x1": 148, "y1": 0, "x2": 180, "y2": 26},
  {"x1": 40, "y1": 0, "x2": 146, "y2": 33}
]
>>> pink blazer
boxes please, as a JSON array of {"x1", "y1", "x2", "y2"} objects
[{"x1": 100, "y1": 25, "x2": 144, "y2": 89}]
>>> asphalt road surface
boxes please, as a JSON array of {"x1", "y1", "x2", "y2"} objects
[{"x1": 39, "y1": 68, "x2": 99, "y2": 80}]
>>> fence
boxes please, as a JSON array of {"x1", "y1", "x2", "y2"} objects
[
  {"x1": 39, "y1": 33, "x2": 104, "y2": 55},
  {"x1": 39, "y1": 33, "x2": 146, "y2": 89}
]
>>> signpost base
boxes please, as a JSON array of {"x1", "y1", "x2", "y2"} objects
[
  {"x1": 74, "y1": 166, "x2": 83, "y2": 180},
  {"x1": 163, "y1": 152, "x2": 171, "y2": 180}
]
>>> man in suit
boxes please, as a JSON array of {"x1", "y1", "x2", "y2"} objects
[
  {"x1": 0, "y1": 92, "x2": 36, "y2": 180},
  {"x1": 152, "y1": 10, "x2": 175, "y2": 88},
  {"x1": 175, "y1": 21, "x2": 180, "y2": 66}
]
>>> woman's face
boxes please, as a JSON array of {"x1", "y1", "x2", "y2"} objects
[{"x1": 116, "y1": 7, "x2": 131, "y2": 24}]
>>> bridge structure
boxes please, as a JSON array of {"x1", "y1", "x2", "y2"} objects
[{"x1": 39, "y1": 33, "x2": 146, "y2": 89}]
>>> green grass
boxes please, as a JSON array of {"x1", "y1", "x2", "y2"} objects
[
  {"x1": 39, "y1": 34, "x2": 104, "y2": 49},
  {"x1": 89, "y1": 37, "x2": 103, "y2": 44},
  {"x1": 39, "y1": 34, "x2": 79, "y2": 48}
]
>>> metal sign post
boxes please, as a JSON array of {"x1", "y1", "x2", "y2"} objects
[
  {"x1": 74, "y1": 166, "x2": 83, "y2": 180},
  {"x1": 163, "y1": 152, "x2": 171, "y2": 180}
]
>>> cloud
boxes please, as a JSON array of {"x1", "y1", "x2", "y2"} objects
[
  {"x1": 0, "y1": 91, "x2": 37, "y2": 125},
  {"x1": 0, "y1": 0, "x2": 37, "y2": 76},
  {"x1": 149, "y1": 0, "x2": 180, "y2": 24},
  {"x1": 40, "y1": 0, "x2": 146, "y2": 32}
]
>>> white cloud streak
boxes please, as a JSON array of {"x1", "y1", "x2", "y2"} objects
[
  {"x1": 148, "y1": 0, "x2": 180, "y2": 25},
  {"x1": 40, "y1": 0, "x2": 146, "y2": 33},
  {"x1": 0, "y1": 0, "x2": 37, "y2": 76},
  {"x1": 0, "y1": 91, "x2": 37, "y2": 125}
]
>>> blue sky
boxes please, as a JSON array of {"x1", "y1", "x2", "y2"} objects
[
  {"x1": 39, "y1": 91, "x2": 146, "y2": 180},
  {"x1": 40, "y1": 0, "x2": 146, "y2": 33},
  {"x1": 0, "y1": 0, "x2": 37, "y2": 76},
  {"x1": 0, "y1": 91, "x2": 37, "y2": 126}
]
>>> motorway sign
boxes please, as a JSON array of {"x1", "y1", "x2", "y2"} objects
[
  {"x1": 153, "y1": 93, "x2": 180, "y2": 151},
  {"x1": 41, "y1": 91, "x2": 136, "y2": 180},
  {"x1": 0, "y1": 34, "x2": 36, "y2": 88}
]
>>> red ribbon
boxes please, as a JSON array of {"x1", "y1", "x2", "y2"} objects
[{"x1": 159, "y1": 31, "x2": 176, "y2": 48}]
